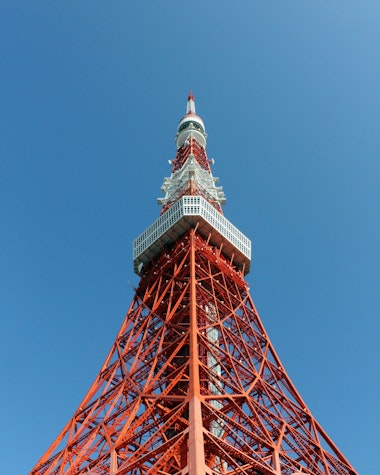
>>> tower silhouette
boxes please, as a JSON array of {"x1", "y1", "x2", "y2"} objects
[{"x1": 30, "y1": 94, "x2": 357, "y2": 475}]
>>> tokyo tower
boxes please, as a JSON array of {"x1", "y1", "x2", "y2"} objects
[{"x1": 30, "y1": 93, "x2": 357, "y2": 475}]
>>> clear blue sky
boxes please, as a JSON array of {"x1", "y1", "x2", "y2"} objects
[{"x1": 1, "y1": 2, "x2": 378, "y2": 474}]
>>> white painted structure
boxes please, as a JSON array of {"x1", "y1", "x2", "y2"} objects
[
  {"x1": 133, "y1": 195, "x2": 251, "y2": 275},
  {"x1": 158, "y1": 153, "x2": 226, "y2": 208}
]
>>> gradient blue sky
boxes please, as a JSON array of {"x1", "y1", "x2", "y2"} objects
[{"x1": 1, "y1": 2, "x2": 378, "y2": 474}]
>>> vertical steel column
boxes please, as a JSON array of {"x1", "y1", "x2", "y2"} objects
[{"x1": 188, "y1": 230, "x2": 208, "y2": 475}]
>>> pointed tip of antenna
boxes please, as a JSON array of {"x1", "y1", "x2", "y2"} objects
[{"x1": 186, "y1": 90, "x2": 196, "y2": 115}]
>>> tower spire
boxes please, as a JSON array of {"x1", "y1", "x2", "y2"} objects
[
  {"x1": 176, "y1": 91, "x2": 207, "y2": 150},
  {"x1": 30, "y1": 94, "x2": 357, "y2": 475},
  {"x1": 160, "y1": 92, "x2": 226, "y2": 216},
  {"x1": 186, "y1": 90, "x2": 196, "y2": 114}
]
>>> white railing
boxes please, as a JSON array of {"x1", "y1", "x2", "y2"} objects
[{"x1": 133, "y1": 196, "x2": 251, "y2": 274}]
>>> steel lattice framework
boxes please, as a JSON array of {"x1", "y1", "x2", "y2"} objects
[{"x1": 30, "y1": 94, "x2": 357, "y2": 475}]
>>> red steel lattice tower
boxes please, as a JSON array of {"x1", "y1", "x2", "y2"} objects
[{"x1": 30, "y1": 94, "x2": 357, "y2": 475}]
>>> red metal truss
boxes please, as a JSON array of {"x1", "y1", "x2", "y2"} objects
[
  {"x1": 30, "y1": 93, "x2": 356, "y2": 475},
  {"x1": 30, "y1": 230, "x2": 357, "y2": 475},
  {"x1": 171, "y1": 136, "x2": 212, "y2": 174}
]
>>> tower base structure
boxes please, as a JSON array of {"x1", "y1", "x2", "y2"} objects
[{"x1": 31, "y1": 231, "x2": 356, "y2": 475}]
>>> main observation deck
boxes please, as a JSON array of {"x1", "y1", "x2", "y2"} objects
[{"x1": 133, "y1": 196, "x2": 251, "y2": 275}]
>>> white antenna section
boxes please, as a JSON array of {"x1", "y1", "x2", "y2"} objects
[{"x1": 158, "y1": 154, "x2": 226, "y2": 207}]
